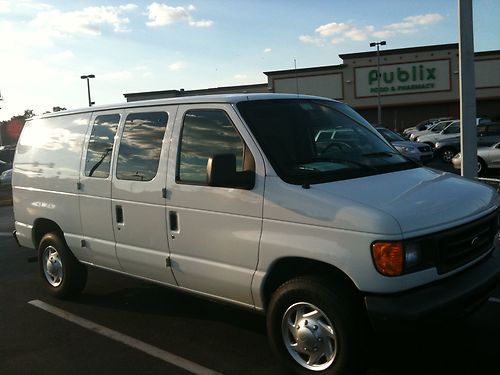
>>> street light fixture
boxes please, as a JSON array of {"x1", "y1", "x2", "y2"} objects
[
  {"x1": 369, "y1": 41, "x2": 386, "y2": 125},
  {"x1": 80, "y1": 74, "x2": 95, "y2": 107}
]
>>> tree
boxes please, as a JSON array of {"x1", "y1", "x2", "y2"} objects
[{"x1": 23, "y1": 109, "x2": 35, "y2": 119}]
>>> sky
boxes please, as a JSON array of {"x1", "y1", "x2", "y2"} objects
[{"x1": 0, "y1": 0, "x2": 499, "y2": 121}]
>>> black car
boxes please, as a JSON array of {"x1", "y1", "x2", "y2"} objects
[
  {"x1": 0, "y1": 145, "x2": 16, "y2": 164},
  {"x1": 0, "y1": 159, "x2": 12, "y2": 174},
  {"x1": 434, "y1": 122, "x2": 500, "y2": 162}
]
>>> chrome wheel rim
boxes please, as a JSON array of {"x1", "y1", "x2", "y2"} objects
[
  {"x1": 42, "y1": 246, "x2": 63, "y2": 287},
  {"x1": 442, "y1": 150, "x2": 454, "y2": 163},
  {"x1": 281, "y1": 302, "x2": 337, "y2": 371}
]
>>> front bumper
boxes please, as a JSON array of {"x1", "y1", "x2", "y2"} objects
[{"x1": 364, "y1": 246, "x2": 500, "y2": 333}]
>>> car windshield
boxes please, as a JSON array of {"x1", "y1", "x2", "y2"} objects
[
  {"x1": 237, "y1": 99, "x2": 416, "y2": 185},
  {"x1": 377, "y1": 128, "x2": 406, "y2": 142},
  {"x1": 432, "y1": 121, "x2": 452, "y2": 132}
]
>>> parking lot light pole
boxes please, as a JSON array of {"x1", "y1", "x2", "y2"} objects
[
  {"x1": 80, "y1": 74, "x2": 95, "y2": 107},
  {"x1": 370, "y1": 41, "x2": 386, "y2": 125}
]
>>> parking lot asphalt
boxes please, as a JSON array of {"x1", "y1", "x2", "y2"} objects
[{"x1": 1, "y1": 161, "x2": 500, "y2": 375}]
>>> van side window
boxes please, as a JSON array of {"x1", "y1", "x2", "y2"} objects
[
  {"x1": 116, "y1": 112, "x2": 168, "y2": 182},
  {"x1": 85, "y1": 114, "x2": 120, "y2": 178},
  {"x1": 177, "y1": 109, "x2": 248, "y2": 185}
]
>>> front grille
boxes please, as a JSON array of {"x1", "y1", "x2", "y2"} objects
[
  {"x1": 418, "y1": 145, "x2": 431, "y2": 152},
  {"x1": 432, "y1": 210, "x2": 498, "y2": 274}
]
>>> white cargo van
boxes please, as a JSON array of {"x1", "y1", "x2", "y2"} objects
[{"x1": 12, "y1": 94, "x2": 500, "y2": 374}]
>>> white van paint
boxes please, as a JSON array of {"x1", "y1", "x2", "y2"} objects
[{"x1": 12, "y1": 94, "x2": 500, "y2": 374}]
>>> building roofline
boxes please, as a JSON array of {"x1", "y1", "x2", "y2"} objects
[
  {"x1": 124, "y1": 83, "x2": 268, "y2": 98},
  {"x1": 339, "y1": 43, "x2": 460, "y2": 60},
  {"x1": 264, "y1": 64, "x2": 344, "y2": 77}
]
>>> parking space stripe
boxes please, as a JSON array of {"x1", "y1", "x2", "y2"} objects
[
  {"x1": 0, "y1": 232, "x2": 13, "y2": 237},
  {"x1": 489, "y1": 297, "x2": 500, "y2": 303},
  {"x1": 28, "y1": 300, "x2": 222, "y2": 375}
]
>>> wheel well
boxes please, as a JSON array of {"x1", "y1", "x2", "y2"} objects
[
  {"x1": 261, "y1": 257, "x2": 361, "y2": 310},
  {"x1": 32, "y1": 218, "x2": 63, "y2": 248},
  {"x1": 440, "y1": 146, "x2": 457, "y2": 153}
]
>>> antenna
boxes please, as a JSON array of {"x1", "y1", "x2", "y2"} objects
[{"x1": 294, "y1": 59, "x2": 299, "y2": 97}]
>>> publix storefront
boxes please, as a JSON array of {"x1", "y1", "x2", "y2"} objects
[
  {"x1": 125, "y1": 43, "x2": 500, "y2": 130},
  {"x1": 360, "y1": 60, "x2": 449, "y2": 96},
  {"x1": 264, "y1": 43, "x2": 500, "y2": 130}
]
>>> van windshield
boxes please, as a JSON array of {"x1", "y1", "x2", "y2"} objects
[{"x1": 237, "y1": 99, "x2": 417, "y2": 185}]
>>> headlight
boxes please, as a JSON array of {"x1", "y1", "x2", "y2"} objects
[
  {"x1": 395, "y1": 146, "x2": 418, "y2": 154},
  {"x1": 371, "y1": 240, "x2": 425, "y2": 276}
]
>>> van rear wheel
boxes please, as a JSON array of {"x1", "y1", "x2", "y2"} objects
[
  {"x1": 267, "y1": 277, "x2": 365, "y2": 375},
  {"x1": 38, "y1": 232, "x2": 87, "y2": 299}
]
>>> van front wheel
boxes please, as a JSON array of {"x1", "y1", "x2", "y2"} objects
[
  {"x1": 38, "y1": 232, "x2": 87, "y2": 299},
  {"x1": 267, "y1": 278, "x2": 365, "y2": 375}
]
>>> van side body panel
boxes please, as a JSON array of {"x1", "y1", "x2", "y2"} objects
[{"x1": 13, "y1": 114, "x2": 91, "y2": 259}]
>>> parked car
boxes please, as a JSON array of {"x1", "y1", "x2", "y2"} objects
[
  {"x1": 402, "y1": 117, "x2": 452, "y2": 136},
  {"x1": 435, "y1": 122, "x2": 500, "y2": 162},
  {"x1": 0, "y1": 168, "x2": 12, "y2": 190},
  {"x1": 0, "y1": 145, "x2": 16, "y2": 164},
  {"x1": 452, "y1": 142, "x2": 500, "y2": 176},
  {"x1": 416, "y1": 120, "x2": 461, "y2": 146},
  {"x1": 376, "y1": 126, "x2": 433, "y2": 164},
  {"x1": 408, "y1": 119, "x2": 455, "y2": 141},
  {"x1": 0, "y1": 159, "x2": 12, "y2": 174}
]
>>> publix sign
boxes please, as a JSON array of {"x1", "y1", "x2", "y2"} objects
[{"x1": 355, "y1": 60, "x2": 450, "y2": 97}]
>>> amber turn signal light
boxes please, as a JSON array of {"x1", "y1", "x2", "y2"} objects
[{"x1": 371, "y1": 241, "x2": 404, "y2": 276}]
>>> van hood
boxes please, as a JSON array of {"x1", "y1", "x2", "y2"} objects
[{"x1": 313, "y1": 167, "x2": 497, "y2": 235}]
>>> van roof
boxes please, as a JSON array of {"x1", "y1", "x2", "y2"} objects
[{"x1": 35, "y1": 93, "x2": 336, "y2": 120}]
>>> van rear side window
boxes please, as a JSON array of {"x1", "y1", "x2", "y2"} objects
[
  {"x1": 116, "y1": 112, "x2": 168, "y2": 182},
  {"x1": 85, "y1": 114, "x2": 120, "y2": 178}
]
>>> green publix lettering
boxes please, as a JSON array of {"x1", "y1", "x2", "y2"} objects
[{"x1": 368, "y1": 65, "x2": 437, "y2": 86}]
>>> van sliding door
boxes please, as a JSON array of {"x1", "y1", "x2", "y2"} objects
[
  {"x1": 111, "y1": 106, "x2": 177, "y2": 285},
  {"x1": 79, "y1": 111, "x2": 122, "y2": 269}
]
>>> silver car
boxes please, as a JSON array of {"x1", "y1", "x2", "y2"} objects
[
  {"x1": 452, "y1": 142, "x2": 500, "y2": 176},
  {"x1": 376, "y1": 127, "x2": 433, "y2": 164}
]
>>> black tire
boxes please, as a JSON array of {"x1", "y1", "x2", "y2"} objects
[
  {"x1": 440, "y1": 147, "x2": 457, "y2": 163},
  {"x1": 266, "y1": 277, "x2": 366, "y2": 375},
  {"x1": 38, "y1": 232, "x2": 87, "y2": 299},
  {"x1": 478, "y1": 158, "x2": 487, "y2": 176}
]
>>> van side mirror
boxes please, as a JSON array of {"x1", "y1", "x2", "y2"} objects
[{"x1": 207, "y1": 154, "x2": 255, "y2": 190}]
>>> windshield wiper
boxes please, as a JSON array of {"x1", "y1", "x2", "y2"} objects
[
  {"x1": 303, "y1": 157, "x2": 377, "y2": 171},
  {"x1": 362, "y1": 151, "x2": 398, "y2": 158}
]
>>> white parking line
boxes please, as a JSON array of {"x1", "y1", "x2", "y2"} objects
[
  {"x1": 489, "y1": 297, "x2": 500, "y2": 304},
  {"x1": 28, "y1": 300, "x2": 222, "y2": 375},
  {"x1": 0, "y1": 232, "x2": 12, "y2": 237}
]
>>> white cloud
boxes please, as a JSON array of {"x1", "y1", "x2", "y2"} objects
[
  {"x1": 189, "y1": 19, "x2": 213, "y2": 28},
  {"x1": 0, "y1": 1, "x2": 10, "y2": 12},
  {"x1": 315, "y1": 22, "x2": 349, "y2": 36},
  {"x1": 330, "y1": 37, "x2": 345, "y2": 45},
  {"x1": 1, "y1": 0, "x2": 52, "y2": 12},
  {"x1": 30, "y1": 5, "x2": 137, "y2": 37},
  {"x1": 344, "y1": 27, "x2": 368, "y2": 41},
  {"x1": 264, "y1": 48, "x2": 272, "y2": 53},
  {"x1": 234, "y1": 74, "x2": 247, "y2": 80},
  {"x1": 168, "y1": 61, "x2": 185, "y2": 71},
  {"x1": 299, "y1": 35, "x2": 324, "y2": 47},
  {"x1": 386, "y1": 13, "x2": 444, "y2": 33},
  {"x1": 372, "y1": 30, "x2": 395, "y2": 39},
  {"x1": 146, "y1": 2, "x2": 213, "y2": 28},
  {"x1": 302, "y1": 13, "x2": 444, "y2": 47},
  {"x1": 406, "y1": 13, "x2": 443, "y2": 26}
]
